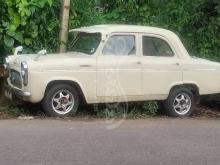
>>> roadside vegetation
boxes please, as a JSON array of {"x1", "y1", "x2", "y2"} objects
[
  {"x1": 0, "y1": 95, "x2": 220, "y2": 119},
  {"x1": 0, "y1": 0, "x2": 220, "y2": 60},
  {"x1": 0, "y1": 95, "x2": 159, "y2": 119}
]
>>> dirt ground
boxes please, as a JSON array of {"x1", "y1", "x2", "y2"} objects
[{"x1": 193, "y1": 101, "x2": 220, "y2": 118}]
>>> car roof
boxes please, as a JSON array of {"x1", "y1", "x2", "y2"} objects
[
  {"x1": 70, "y1": 24, "x2": 177, "y2": 37},
  {"x1": 69, "y1": 24, "x2": 191, "y2": 60}
]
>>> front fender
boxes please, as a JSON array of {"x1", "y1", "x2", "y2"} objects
[{"x1": 25, "y1": 71, "x2": 94, "y2": 103}]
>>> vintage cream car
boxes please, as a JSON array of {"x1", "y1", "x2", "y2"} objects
[{"x1": 4, "y1": 25, "x2": 220, "y2": 117}]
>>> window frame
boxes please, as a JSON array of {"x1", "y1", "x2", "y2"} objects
[
  {"x1": 141, "y1": 33, "x2": 177, "y2": 58},
  {"x1": 101, "y1": 33, "x2": 138, "y2": 56},
  {"x1": 67, "y1": 32, "x2": 102, "y2": 55}
]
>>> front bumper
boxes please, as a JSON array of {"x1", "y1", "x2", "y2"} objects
[{"x1": 4, "y1": 82, "x2": 31, "y2": 101}]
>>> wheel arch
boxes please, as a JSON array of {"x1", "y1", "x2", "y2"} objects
[
  {"x1": 169, "y1": 84, "x2": 200, "y2": 104},
  {"x1": 44, "y1": 80, "x2": 87, "y2": 104}
]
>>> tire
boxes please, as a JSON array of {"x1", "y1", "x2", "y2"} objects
[
  {"x1": 42, "y1": 84, "x2": 79, "y2": 117},
  {"x1": 164, "y1": 87, "x2": 194, "y2": 117}
]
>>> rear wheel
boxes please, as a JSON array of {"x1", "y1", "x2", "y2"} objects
[
  {"x1": 164, "y1": 88, "x2": 194, "y2": 117},
  {"x1": 42, "y1": 84, "x2": 79, "y2": 117}
]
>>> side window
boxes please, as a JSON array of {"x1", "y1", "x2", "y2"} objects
[
  {"x1": 103, "y1": 35, "x2": 136, "y2": 55},
  {"x1": 142, "y1": 36, "x2": 174, "y2": 57}
]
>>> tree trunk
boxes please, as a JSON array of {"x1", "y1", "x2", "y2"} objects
[
  {"x1": 59, "y1": 0, "x2": 70, "y2": 53},
  {"x1": 0, "y1": 67, "x2": 4, "y2": 97}
]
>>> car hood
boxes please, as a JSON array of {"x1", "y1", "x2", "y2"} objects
[{"x1": 8, "y1": 52, "x2": 95, "y2": 71}]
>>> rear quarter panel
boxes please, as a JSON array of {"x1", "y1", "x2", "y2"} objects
[{"x1": 182, "y1": 59, "x2": 220, "y2": 95}]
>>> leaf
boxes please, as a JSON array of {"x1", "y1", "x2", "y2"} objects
[
  {"x1": 12, "y1": 13, "x2": 21, "y2": 28},
  {"x1": 24, "y1": 38, "x2": 31, "y2": 46},
  {"x1": 8, "y1": 24, "x2": 17, "y2": 32},
  {"x1": 14, "y1": 33, "x2": 24, "y2": 43},
  {"x1": 6, "y1": 30, "x2": 15, "y2": 37},
  {"x1": 47, "y1": 0, "x2": 53, "y2": 7},
  {"x1": 4, "y1": 36, "x2": 14, "y2": 47}
]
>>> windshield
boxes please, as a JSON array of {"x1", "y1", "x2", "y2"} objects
[{"x1": 68, "y1": 32, "x2": 101, "y2": 55}]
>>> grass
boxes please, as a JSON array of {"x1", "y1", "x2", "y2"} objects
[
  {"x1": 0, "y1": 97, "x2": 22, "y2": 118},
  {"x1": 95, "y1": 102, "x2": 159, "y2": 119},
  {"x1": 0, "y1": 95, "x2": 220, "y2": 119},
  {"x1": 0, "y1": 96, "x2": 46, "y2": 118},
  {"x1": 0, "y1": 96, "x2": 159, "y2": 119}
]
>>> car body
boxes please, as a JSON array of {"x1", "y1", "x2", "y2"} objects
[{"x1": 4, "y1": 25, "x2": 220, "y2": 117}]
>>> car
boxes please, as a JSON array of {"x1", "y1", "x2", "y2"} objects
[{"x1": 3, "y1": 24, "x2": 220, "y2": 117}]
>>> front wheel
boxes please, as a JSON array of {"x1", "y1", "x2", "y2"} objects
[
  {"x1": 164, "y1": 88, "x2": 195, "y2": 117},
  {"x1": 42, "y1": 84, "x2": 79, "y2": 117}
]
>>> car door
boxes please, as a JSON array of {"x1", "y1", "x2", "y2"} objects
[
  {"x1": 140, "y1": 34, "x2": 182, "y2": 96},
  {"x1": 97, "y1": 33, "x2": 142, "y2": 101}
]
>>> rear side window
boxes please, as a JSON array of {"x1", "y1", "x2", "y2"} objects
[
  {"x1": 142, "y1": 36, "x2": 174, "y2": 57},
  {"x1": 103, "y1": 35, "x2": 136, "y2": 56}
]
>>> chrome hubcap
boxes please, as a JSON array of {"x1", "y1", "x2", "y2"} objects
[
  {"x1": 52, "y1": 90, "x2": 74, "y2": 115},
  {"x1": 173, "y1": 93, "x2": 191, "y2": 115}
]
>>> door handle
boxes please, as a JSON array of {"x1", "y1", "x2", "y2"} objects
[
  {"x1": 80, "y1": 65, "x2": 92, "y2": 67},
  {"x1": 176, "y1": 62, "x2": 180, "y2": 66},
  {"x1": 137, "y1": 61, "x2": 142, "y2": 65}
]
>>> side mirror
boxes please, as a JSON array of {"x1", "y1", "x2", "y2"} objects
[
  {"x1": 38, "y1": 50, "x2": 47, "y2": 55},
  {"x1": 34, "y1": 49, "x2": 47, "y2": 61},
  {"x1": 14, "y1": 46, "x2": 23, "y2": 56}
]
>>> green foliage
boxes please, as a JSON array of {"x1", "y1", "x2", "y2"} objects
[
  {"x1": 96, "y1": 102, "x2": 159, "y2": 119},
  {"x1": 0, "y1": 0, "x2": 220, "y2": 61},
  {"x1": 0, "y1": 97, "x2": 45, "y2": 117},
  {"x1": 0, "y1": 98, "x2": 24, "y2": 117},
  {"x1": 142, "y1": 101, "x2": 159, "y2": 115},
  {"x1": 97, "y1": 0, "x2": 220, "y2": 60},
  {"x1": 0, "y1": 0, "x2": 60, "y2": 56},
  {"x1": 69, "y1": 0, "x2": 106, "y2": 28}
]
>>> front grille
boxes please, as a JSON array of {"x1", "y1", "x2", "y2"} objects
[{"x1": 10, "y1": 69, "x2": 22, "y2": 89}]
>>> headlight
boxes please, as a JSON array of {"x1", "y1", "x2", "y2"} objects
[
  {"x1": 3, "y1": 57, "x2": 10, "y2": 78},
  {"x1": 4, "y1": 57, "x2": 9, "y2": 70},
  {"x1": 21, "y1": 61, "x2": 28, "y2": 86}
]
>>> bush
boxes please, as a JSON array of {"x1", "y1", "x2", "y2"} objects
[
  {"x1": 96, "y1": 102, "x2": 159, "y2": 119},
  {"x1": 0, "y1": 0, "x2": 219, "y2": 61},
  {"x1": 0, "y1": 0, "x2": 61, "y2": 56},
  {"x1": 99, "y1": 0, "x2": 220, "y2": 61}
]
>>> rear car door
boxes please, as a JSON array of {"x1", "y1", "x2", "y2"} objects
[{"x1": 140, "y1": 34, "x2": 182, "y2": 97}]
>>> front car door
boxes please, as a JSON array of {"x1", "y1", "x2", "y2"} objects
[
  {"x1": 97, "y1": 33, "x2": 142, "y2": 102},
  {"x1": 140, "y1": 33, "x2": 182, "y2": 100}
]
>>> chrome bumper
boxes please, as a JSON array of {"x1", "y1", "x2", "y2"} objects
[{"x1": 4, "y1": 82, "x2": 31, "y2": 101}]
